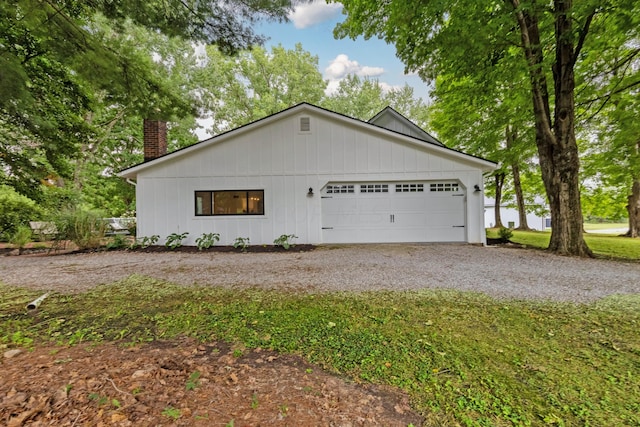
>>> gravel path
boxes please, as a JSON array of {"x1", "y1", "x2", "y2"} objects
[{"x1": 1, "y1": 244, "x2": 639, "y2": 302}]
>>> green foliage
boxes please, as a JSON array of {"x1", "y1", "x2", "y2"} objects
[
  {"x1": 106, "y1": 234, "x2": 129, "y2": 250},
  {"x1": 233, "y1": 237, "x2": 250, "y2": 252},
  {"x1": 321, "y1": 75, "x2": 430, "y2": 125},
  {"x1": 131, "y1": 235, "x2": 160, "y2": 249},
  {"x1": 273, "y1": 234, "x2": 297, "y2": 249},
  {"x1": 162, "y1": 406, "x2": 181, "y2": 420},
  {"x1": 9, "y1": 225, "x2": 32, "y2": 252},
  {"x1": 54, "y1": 209, "x2": 107, "y2": 250},
  {"x1": 1, "y1": 0, "x2": 295, "y2": 208},
  {"x1": 195, "y1": 233, "x2": 220, "y2": 250},
  {"x1": 165, "y1": 232, "x2": 189, "y2": 249},
  {"x1": 200, "y1": 43, "x2": 326, "y2": 134},
  {"x1": 498, "y1": 227, "x2": 513, "y2": 241},
  {"x1": 3, "y1": 278, "x2": 639, "y2": 426},
  {"x1": 0, "y1": 185, "x2": 41, "y2": 239},
  {"x1": 581, "y1": 185, "x2": 629, "y2": 223},
  {"x1": 39, "y1": 186, "x2": 81, "y2": 215},
  {"x1": 185, "y1": 371, "x2": 201, "y2": 391}
]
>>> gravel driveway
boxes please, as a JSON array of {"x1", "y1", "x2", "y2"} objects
[{"x1": 1, "y1": 244, "x2": 639, "y2": 303}]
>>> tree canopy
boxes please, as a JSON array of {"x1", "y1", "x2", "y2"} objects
[{"x1": 0, "y1": 0, "x2": 297, "y2": 205}]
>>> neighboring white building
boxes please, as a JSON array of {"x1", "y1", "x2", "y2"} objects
[
  {"x1": 119, "y1": 103, "x2": 497, "y2": 246},
  {"x1": 484, "y1": 197, "x2": 549, "y2": 230}
]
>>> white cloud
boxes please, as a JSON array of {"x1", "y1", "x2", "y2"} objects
[
  {"x1": 288, "y1": 1, "x2": 343, "y2": 29},
  {"x1": 324, "y1": 54, "x2": 384, "y2": 80},
  {"x1": 323, "y1": 54, "x2": 390, "y2": 95}
]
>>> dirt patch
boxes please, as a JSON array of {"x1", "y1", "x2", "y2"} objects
[{"x1": 1, "y1": 338, "x2": 422, "y2": 426}]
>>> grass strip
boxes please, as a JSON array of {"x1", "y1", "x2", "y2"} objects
[
  {"x1": 487, "y1": 229, "x2": 640, "y2": 260},
  {"x1": 2, "y1": 278, "x2": 639, "y2": 426}
]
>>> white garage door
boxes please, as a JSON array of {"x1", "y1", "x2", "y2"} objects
[{"x1": 321, "y1": 182, "x2": 466, "y2": 243}]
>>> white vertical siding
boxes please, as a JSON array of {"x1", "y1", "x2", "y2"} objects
[{"x1": 135, "y1": 110, "x2": 489, "y2": 245}]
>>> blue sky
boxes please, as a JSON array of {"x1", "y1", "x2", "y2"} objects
[{"x1": 257, "y1": 1, "x2": 431, "y2": 100}]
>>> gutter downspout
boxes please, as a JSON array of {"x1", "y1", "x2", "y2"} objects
[{"x1": 126, "y1": 178, "x2": 137, "y2": 187}]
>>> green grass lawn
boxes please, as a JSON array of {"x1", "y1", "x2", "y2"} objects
[
  {"x1": 487, "y1": 228, "x2": 640, "y2": 260},
  {"x1": 2, "y1": 278, "x2": 639, "y2": 426}
]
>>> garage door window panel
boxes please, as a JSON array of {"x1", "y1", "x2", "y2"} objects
[
  {"x1": 396, "y1": 184, "x2": 424, "y2": 192},
  {"x1": 326, "y1": 185, "x2": 354, "y2": 194},
  {"x1": 430, "y1": 183, "x2": 459, "y2": 192},
  {"x1": 361, "y1": 184, "x2": 389, "y2": 193}
]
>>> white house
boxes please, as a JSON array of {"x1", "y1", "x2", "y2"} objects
[
  {"x1": 118, "y1": 103, "x2": 497, "y2": 246},
  {"x1": 484, "y1": 197, "x2": 549, "y2": 231}
]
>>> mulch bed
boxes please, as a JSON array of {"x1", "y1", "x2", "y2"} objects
[{"x1": 0, "y1": 242, "x2": 315, "y2": 257}]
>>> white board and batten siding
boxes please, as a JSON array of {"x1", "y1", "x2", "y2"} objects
[{"x1": 121, "y1": 104, "x2": 496, "y2": 246}]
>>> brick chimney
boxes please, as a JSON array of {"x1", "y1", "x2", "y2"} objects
[{"x1": 143, "y1": 119, "x2": 168, "y2": 162}]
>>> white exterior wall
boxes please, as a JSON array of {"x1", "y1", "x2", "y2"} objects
[
  {"x1": 484, "y1": 205, "x2": 548, "y2": 231},
  {"x1": 133, "y1": 110, "x2": 490, "y2": 245}
]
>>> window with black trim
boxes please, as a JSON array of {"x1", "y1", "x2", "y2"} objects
[{"x1": 195, "y1": 190, "x2": 264, "y2": 216}]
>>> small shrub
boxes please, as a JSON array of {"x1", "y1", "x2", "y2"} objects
[
  {"x1": 130, "y1": 235, "x2": 160, "y2": 249},
  {"x1": 195, "y1": 232, "x2": 220, "y2": 250},
  {"x1": 9, "y1": 225, "x2": 32, "y2": 254},
  {"x1": 273, "y1": 234, "x2": 298, "y2": 250},
  {"x1": 106, "y1": 234, "x2": 128, "y2": 250},
  {"x1": 233, "y1": 237, "x2": 250, "y2": 252},
  {"x1": 54, "y1": 209, "x2": 106, "y2": 250},
  {"x1": 165, "y1": 232, "x2": 189, "y2": 250},
  {"x1": 498, "y1": 226, "x2": 513, "y2": 241},
  {"x1": 0, "y1": 185, "x2": 41, "y2": 240}
]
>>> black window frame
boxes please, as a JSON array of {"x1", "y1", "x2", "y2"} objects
[{"x1": 195, "y1": 190, "x2": 265, "y2": 216}]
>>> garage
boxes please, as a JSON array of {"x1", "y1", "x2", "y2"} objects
[{"x1": 321, "y1": 181, "x2": 466, "y2": 243}]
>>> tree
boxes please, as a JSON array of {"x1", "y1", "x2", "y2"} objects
[
  {"x1": 322, "y1": 75, "x2": 387, "y2": 120},
  {"x1": 428, "y1": 61, "x2": 540, "y2": 231},
  {"x1": 575, "y1": 7, "x2": 640, "y2": 236},
  {"x1": 322, "y1": 75, "x2": 430, "y2": 125},
  {"x1": 1, "y1": 0, "x2": 296, "y2": 200},
  {"x1": 581, "y1": 90, "x2": 640, "y2": 234},
  {"x1": 198, "y1": 43, "x2": 326, "y2": 134},
  {"x1": 333, "y1": 0, "x2": 639, "y2": 256}
]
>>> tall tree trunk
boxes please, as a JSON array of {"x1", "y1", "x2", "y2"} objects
[
  {"x1": 627, "y1": 178, "x2": 640, "y2": 238},
  {"x1": 511, "y1": 162, "x2": 530, "y2": 230},
  {"x1": 509, "y1": 0, "x2": 592, "y2": 256},
  {"x1": 505, "y1": 124, "x2": 530, "y2": 230},
  {"x1": 493, "y1": 172, "x2": 505, "y2": 229}
]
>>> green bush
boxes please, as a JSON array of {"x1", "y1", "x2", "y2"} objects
[
  {"x1": 273, "y1": 234, "x2": 297, "y2": 249},
  {"x1": 9, "y1": 225, "x2": 32, "y2": 254},
  {"x1": 0, "y1": 185, "x2": 41, "y2": 240},
  {"x1": 233, "y1": 237, "x2": 250, "y2": 252},
  {"x1": 130, "y1": 235, "x2": 159, "y2": 249},
  {"x1": 165, "y1": 232, "x2": 189, "y2": 250},
  {"x1": 106, "y1": 234, "x2": 128, "y2": 250},
  {"x1": 55, "y1": 209, "x2": 106, "y2": 250},
  {"x1": 498, "y1": 226, "x2": 513, "y2": 241},
  {"x1": 195, "y1": 232, "x2": 220, "y2": 250}
]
